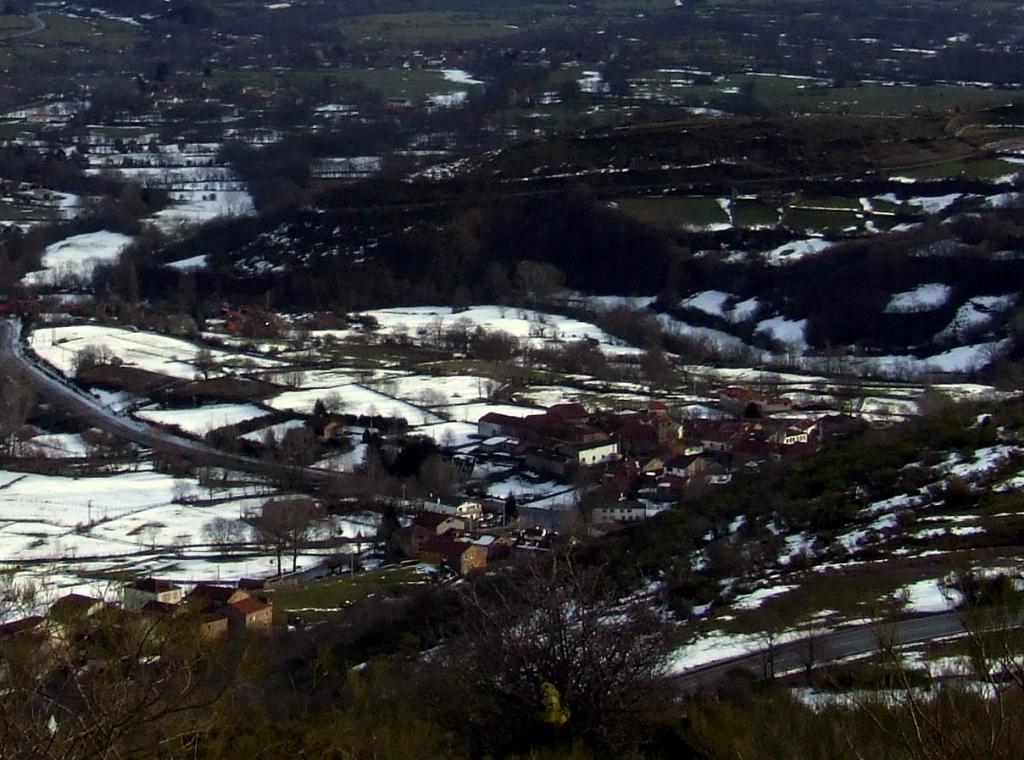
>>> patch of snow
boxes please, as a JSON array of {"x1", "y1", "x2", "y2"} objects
[
  {"x1": 938, "y1": 445, "x2": 1020, "y2": 481},
  {"x1": 759, "y1": 237, "x2": 834, "y2": 266},
  {"x1": 935, "y1": 295, "x2": 1016, "y2": 343},
  {"x1": 885, "y1": 283, "x2": 952, "y2": 314},
  {"x1": 898, "y1": 578, "x2": 962, "y2": 613},
  {"x1": 755, "y1": 317, "x2": 808, "y2": 351},
  {"x1": 241, "y1": 419, "x2": 308, "y2": 443},
  {"x1": 440, "y1": 69, "x2": 483, "y2": 86},
  {"x1": 136, "y1": 404, "x2": 270, "y2": 435},
  {"x1": 732, "y1": 584, "x2": 798, "y2": 611},
  {"x1": 681, "y1": 290, "x2": 732, "y2": 318},
  {"x1": 166, "y1": 254, "x2": 209, "y2": 271},
  {"x1": 906, "y1": 194, "x2": 962, "y2": 214},
  {"x1": 22, "y1": 231, "x2": 133, "y2": 287}
]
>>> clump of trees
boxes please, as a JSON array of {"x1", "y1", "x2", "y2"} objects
[
  {"x1": 251, "y1": 497, "x2": 323, "y2": 575},
  {"x1": 0, "y1": 369, "x2": 34, "y2": 457}
]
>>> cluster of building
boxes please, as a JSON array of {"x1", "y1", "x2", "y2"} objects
[
  {"x1": 476, "y1": 402, "x2": 680, "y2": 478},
  {"x1": 464, "y1": 389, "x2": 867, "y2": 532},
  {"x1": 396, "y1": 509, "x2": 558, "y2": 575},
  {"x1": 123, "y1": 578, "x2": 274, "y2": 638},
  {"x1": 0, "y1": 578, "x2": 274, "y2": 653}
]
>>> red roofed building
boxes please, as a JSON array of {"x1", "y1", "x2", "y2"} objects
[
  {"x1": 186, "y1": 583, "x2": 250, "y2": 608},
  {"x1": 227, "y1": 597, "x2": 273, "y2": 632},
  {"x1": 419, "y1": 532, "x2": 488, "y2": 574}
]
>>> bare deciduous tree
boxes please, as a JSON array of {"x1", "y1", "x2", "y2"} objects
[
  {"x1": 202, "y1": 516, "x2": 245, "y2": 550},
  {"x1": 446, "y1": 559, "x2": 673, "y2": 755},
  {"x1": 72, "y1": 344, "x2": 115, "y2": 377},
  {"x1": 253, "y1": 497, "x2": 322, "y2": 575},
  {"x1": 193, "y1": 346, "x2": 218, "y2": 380}
]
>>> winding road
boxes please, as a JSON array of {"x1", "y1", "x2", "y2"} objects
[
  {"x1": 674, "y1": 611, "x2": 978, "y2": 692},
  {"x1": 0, "y1": 319, "x2": 348, "y2": 492}
]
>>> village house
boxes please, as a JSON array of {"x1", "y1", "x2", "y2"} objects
[
  {"x1": 48, "y1": 594, "x2": 104, "y2": 624},
  {"x1": 404, "y1": 511, "x2": 466, "y2": 556},
  {"x1": 596, "y1": 402, "x2": 684, "y2": 457},
  {"x1": 718, "y1": 387, "x2": 793, "y2": 418},
  {"x1": 186, "y1": 583, "x2": 251, "y2": 608},
  {"x1": 122, "y1": 578, "x2": 183, "y2": 612},
  {"x1": 475, "y1": 402, "x2": 693, "y2": 481},
  {"x1": 199, "y1": 613, "x2": 231, "y2": 640},
  {"x1": 590, "y1": 499, "x2": 649, "y2": 525},
  {"x1": 421, "y1": 497, "x2": 484, "y2": 521},
  {"x1": 813, "y1": 413, "x2": 870, "y2": 443},
  {"x1": 685, "y1": 418, "x2": 821, "y2": 457},
  {"x1": 140, "y1": 599, "x2": 230, "y2": 640},
  {"x1": 185, "y1": 584, "x2": 273, "y2": 634},
  {"x1": 322, "y1": 419, "x2": 347, "y2": 442},
  {"x1": 509, "y1": 526, "x2": 557, "y2": 560},
  {"x1": 227, "y1": 597, "x2": 274, "y2": 632},
  {"x1": 418, "y1": 532, "x2": 489, "y2": 574},
  {"x1": 524, "y1": 438, "x2": 620, "y2": 477},
  {"x1": 46, "y1": 595, "x2": 106, "y2": 643},
  {"x1": 0, "y1": 616, "x2": 47, "y2": 645}
]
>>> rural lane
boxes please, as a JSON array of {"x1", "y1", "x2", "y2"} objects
[{"x1": 1, "y1": 13, "x2": 45, "y2": 40}]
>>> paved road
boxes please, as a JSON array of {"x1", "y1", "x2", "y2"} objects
[
  {"x1": 0, "y1": 319, "x2": 349, "y2": 492},
  {"x1": 675, "y1": 612, "x2": 973, "y2": 692}
]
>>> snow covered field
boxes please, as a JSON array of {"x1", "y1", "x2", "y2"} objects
[
  {"x1": 29, "y1": 324, "x2": 280, "y2": 379},
  {"x1": 269, "y1": 383, "x2": 442, "y2": 423},
  {"x1": 151, "y1": 189, "x2": 254, "y2": 232},
  {"x1": 327, "y1": 305, "x2": 646, "y2": 357},
  {"x1": 136, "y1": 403, "x2": 270, "y2": 435},
  {"x1": 21, "y1": 231, "x2": 133, "y2": 287},
  {"x1": 680, "y1": 291, "x2": 762, "y2": 323},
  {"x1": 885, "y1": 283, "x2": 953, "y2": 313},
  {"x1": 0, "y1": 466, "x2": 380, "y2": 613}
]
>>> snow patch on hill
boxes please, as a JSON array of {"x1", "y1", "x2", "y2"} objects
[
  {"x1": 21, "y1": 231, "x2": 133, "y2": 287},
  {"x1": 885, "y1": 283, "x2": 953, "y2": 313}
]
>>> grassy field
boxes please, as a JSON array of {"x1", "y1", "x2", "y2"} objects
[
  {"x1": 632, "y1": 70, "x2": 1020, "y2": 116},
  {"x1": 618, "y1": 196, "x2": 730, "y2": 230},
  {"x1": 30, "y1": 13, "x2": 138, "y2": 52},
  {"x1": 334, "y1": 67, "x2": 472, "y2": 100},
  {"x1": 269, "y1": 564, "x2": 430, "y2": 624},
  {"x1": 0, "y1": 201, "x2": 55, "y2": 226},
  {"x1": 732, "y1": 199, "x2": 782, "y2": 229},
  {"x1": 708, "y1": 552, "x2": 975, "y2": 637},
  {"x1": 0, "y1": 15, "x2": 33, "y2": 35},
  {"x1": 894, "y1": 156, "x2": 1022, "y2": 181},
  {"x1": 341, "y1": 11, "x2": 518, "y2": 44},
  {"x1": 783, "y1": 206, "x2": 864, "y2": 234}
]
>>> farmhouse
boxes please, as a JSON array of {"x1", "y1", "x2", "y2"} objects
[
  {"x1": 718, "y1": 387, "x2": 793, "y2": 418},
  {"x1": 123, "y1": 579, "x2": 183, "y2": 612},
  {"x1": 418, "y1": 533, "x2": 489, "y2": 574},
  {"x1": 227, "y1": 597, "x2": 274, "y2": 632},
  {"x1": 402, "y1": 511, "x2": 467, "y2": 557},
  {"x1": 185, "y1": 584, "x2": 274, "y2": 634}
]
